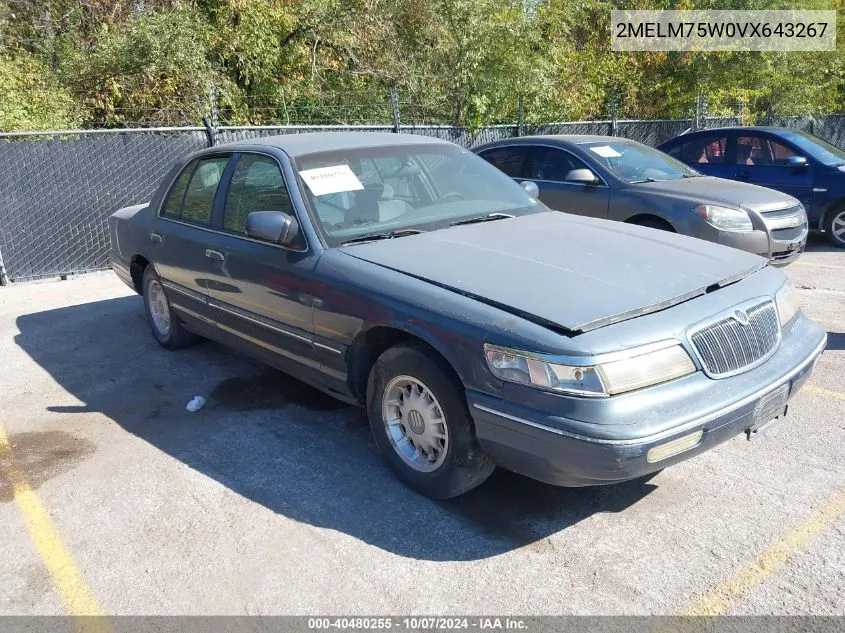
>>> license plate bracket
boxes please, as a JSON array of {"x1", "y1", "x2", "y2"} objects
[{"x1": 746, "y1": 383, "x2": 790, "y2": 440}]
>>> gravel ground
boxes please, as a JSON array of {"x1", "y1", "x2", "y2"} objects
[{"x1": 0, "y1": 235, "x2": 843, "y2": 617}]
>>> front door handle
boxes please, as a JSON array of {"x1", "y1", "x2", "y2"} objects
[
  {"x1": 149, "y1": 232, "x2": 163, "y2": 244},
  {"x1": 735, "y1": 171, "x2": 751, "y2": 181},
  {"x1": 205, "y1": 249, "x2": 225, "y2": 262}
]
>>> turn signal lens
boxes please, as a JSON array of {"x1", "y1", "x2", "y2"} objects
[
  {"x1": 775, "y1": 281, "x2": 801, "y2": 327},
  {"x1": 647, "y1": 430, "x2": 704, "y2": 463},
  {"x1": 597, "y1": 345, "x2": 696, "y2": 395}
]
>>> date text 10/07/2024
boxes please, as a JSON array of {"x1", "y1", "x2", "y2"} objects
[{"x1": 307, "y1": 617, "x2": 528, "y2": 630}]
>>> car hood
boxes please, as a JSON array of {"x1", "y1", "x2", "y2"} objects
[
  {"x1": 340, "y1": 212, "x2": 766, "y2": 333},
  {"x1": 635, "y1": 176, "x2": 799, "y2": 212}
]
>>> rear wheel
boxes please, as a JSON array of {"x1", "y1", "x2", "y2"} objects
[
  {"x1": 824, "y1": 205, "x2": 845, "y2": 248},
  {"x1": 366, "y1": 342, "x2": 495, "y2": 499},
  {"x1": 142, "y1": 266, "x2": 199, "y2": 349}
]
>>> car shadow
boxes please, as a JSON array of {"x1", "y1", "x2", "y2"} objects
[
  {"x1": 804, "y1": 232, "x2": 841, "y2": 253},
  {"x1": 15, "y1": 296, "x2": 655, "y2": 561}
]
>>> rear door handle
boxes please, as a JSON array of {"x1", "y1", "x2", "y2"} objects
[
  {"x1": 149, "y1": 232, "x2": 163, "y2": 244},
  {"x1": 205, "y1": 249, "x2": 225, "y2": 262},
  {"x1": 735, "y1": 171, "x2": 751, "y2": 180}
]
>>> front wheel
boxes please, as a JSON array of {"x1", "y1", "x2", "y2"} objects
[
  {"x1": 366, "y1": 342, "x2": 495, "y2": 499},
  {"x1": 825, "y1": 205, "x2": 845, "y2": 248}
]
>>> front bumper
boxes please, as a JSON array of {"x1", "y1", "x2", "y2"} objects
[
  {"x1": 717, "y1": 227, "x2": 807, "y2": 266},
  {"x1": 468, "y1": 315, "x2": 826, "y2": 487}
]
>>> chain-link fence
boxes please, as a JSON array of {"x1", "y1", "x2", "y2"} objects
[
  {"x1": 0, "y1": 129, "x2": 208, "y2": 283},
  {"x1": 0, "y1": 114, "x2": 843, "y2": 284}
]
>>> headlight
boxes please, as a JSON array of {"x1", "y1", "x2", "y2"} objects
[
  {"x1": 694, "y1": 205, "x2": 753, "y2": 232},
  {"x1": 484, "y1": 343, "x2": 696, "y2": 397},
  {"x1": 775, "y1": 281, "x2": 801, "y2": 326}
]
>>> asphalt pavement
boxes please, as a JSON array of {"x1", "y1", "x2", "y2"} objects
[{"x1": 1, "y1": 235, "x2": 843, "y2": 617}]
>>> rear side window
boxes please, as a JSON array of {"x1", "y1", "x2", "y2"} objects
[
  {"x1": 680, "y1": 136, "x2": 727, "y2": 164},
  {"x1": 478, "y1": 147, "x2": 529, "y2": 177},
  {"x1": 223, "y1": 155, "x2": 293, "y2": 234},
  {"x1": 161, "y1": 161, "x2": 196, "y2": 219},
  {"x1": 161, "y1": 156, "x2": 229, "y2": 225}
]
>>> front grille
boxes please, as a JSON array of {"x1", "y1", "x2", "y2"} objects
[
  {"x1": 771, "y1": 222, "x2": 808, "y2": 242},
  {"x1": 761, "y1": 204, "x2": 804, "y2": 219},
  {"x1": 689, "y1": 300, "x2": 780, "y2": 377}
]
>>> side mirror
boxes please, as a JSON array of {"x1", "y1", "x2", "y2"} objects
[
  {"x1": 519, "y1": 181, "x2": 540, "y2": 197},
  {"x1": 245, "y1": 211, "x2": 299, "y2": 245},
  {"x1": 785, "y1": 156, "x2": 808, "y2": 170},
  {"x1": 565, "y1": 168, "x2": 600, "y2": 185}
]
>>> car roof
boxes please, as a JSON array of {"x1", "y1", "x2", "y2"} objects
[
  {"x1": 483, "y1": 134, "x2": 625, "y2": 146},
  {"x1": 662, "y1": 127, "x2": 805, "y2": 144},
  {"x1": 211, "y1": 131, "x2": 451, "y2": 157},
  {"x1": 473, "y1": 135, "x2": 645, "y2": 153}
]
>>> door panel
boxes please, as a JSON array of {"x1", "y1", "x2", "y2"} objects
[
  {"x1": 523, "y1": 147, "x2": 610, "y2": 218},
  {"x1": 204, "y1": 153, "x2": 321, "y2": 374},
  {"x1": 152, "y1": 155, "x2": 230, "y2": 316},
  {"x1": 732, "y1": 135, "x2": 813, "y2": 208}
]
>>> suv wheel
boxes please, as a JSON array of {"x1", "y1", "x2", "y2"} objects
[{"x1": 366, "y1": 342, "x2": 495, "y2": 499}]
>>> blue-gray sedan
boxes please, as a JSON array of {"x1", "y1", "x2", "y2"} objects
[
  {"x1": 474, "y1": 135, "x2": 808, "y2": 265},
  {"x1": 109, "y1": 133, "x2": 826, "y2": 498}
]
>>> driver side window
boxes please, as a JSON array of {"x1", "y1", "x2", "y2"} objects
[
  {"x1": 526, "y1": 147, "x2": 589, "y2": 182},
  {"x1": 735, "y1": 136, "x2": 796, "y2": 167},
  {"x1": 223, "y1": 154, "x2": 293, "y2": 234}
]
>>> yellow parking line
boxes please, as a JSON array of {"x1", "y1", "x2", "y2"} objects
[
  {"x1": 0, "y1": 424, "x2": 109, "y2": 630},
  {"x1": 682, "y1": 488, "x2": 845, "y2": 616},
  {"x1": 804, "y1": 385, "x2": 845, "y2": 401}
]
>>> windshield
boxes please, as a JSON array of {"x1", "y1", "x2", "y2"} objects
[
  {"x1": 293, "y1": 144, "x2": 542, "y2": 246},
  {"x1": 777, "y1": 130, "x2": 845, "y2": 166},
  {"x1": 580, "y1": 141, "x2": 700, "y2": 183}
]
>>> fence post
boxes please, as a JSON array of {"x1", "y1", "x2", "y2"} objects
[
  {"x1": 694, "y1": 92, "x2": 704, "y2": 130},
  {"x1": 202, "y1": 82, "x2": 219, "y2": 147},
  {"x1": 610, "y1": 95, "x2": 618, "y2": 136},
  {"x1": 517, "y1": 93, "x2": 524, "y2": 137},
  {"x1": 0, "y1": 246, "x2": 7, "y2": 286},
  {"x1": 202, "y1": 117, "x2": 218, "y2": 147},
  {"x1": 389, "y1": 86, "x2": 401, "y2": 133}
]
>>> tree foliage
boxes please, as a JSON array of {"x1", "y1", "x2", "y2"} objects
[{"x1": 0, "y1": 0, "x2": 842, "y2": 131}]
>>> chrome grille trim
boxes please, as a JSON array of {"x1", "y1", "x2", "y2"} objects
[
  {"x1": 771, "y1": 222, "x2": 808, "y2": 242},
  {"x1": 687, "y1": 298, "x2": 781, "y2": 379},
  {"x1": 760, "y1": 204, "x2": 804, "y2": 219}
]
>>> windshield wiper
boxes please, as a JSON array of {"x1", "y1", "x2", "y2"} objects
[
  {"x1": 340, "y1": 229, "x2": 423, "y2": 246},
  {"x1": 630, "y1": 177, "x2": 659, "y2": 184},
  {"x1": 450, "y1": 212, "x2": 514, "y2": 227}
]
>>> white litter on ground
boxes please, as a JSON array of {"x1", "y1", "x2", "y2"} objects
[{"x1": 186, "y1": 396, "x2": 206, "y2": 412}]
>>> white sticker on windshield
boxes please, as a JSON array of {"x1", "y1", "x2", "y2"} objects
[
  {"x1": 589, "y1": 145, "x2": 622, "y2": 158},
  {"x1": 298, "y1": 165, "x2": 365, "y2": 196}
]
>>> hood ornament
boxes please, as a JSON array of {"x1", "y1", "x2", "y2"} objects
[{"x1": 733, "y1": 309, "x2": 750, "y2": 326}]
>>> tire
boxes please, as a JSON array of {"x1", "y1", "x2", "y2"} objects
[
  {"x1": 142, "y1": 266, "x2": 199, "y2": 350},
  {"x1": 366, "y1": 342, "x2": 495, "y2": 499},
  {"x1": 629, "y1": 216, "x2": 675, "y2": 232},
  {"x1": 824, "y1": 204, "x2": 845, "y2": 248}
]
